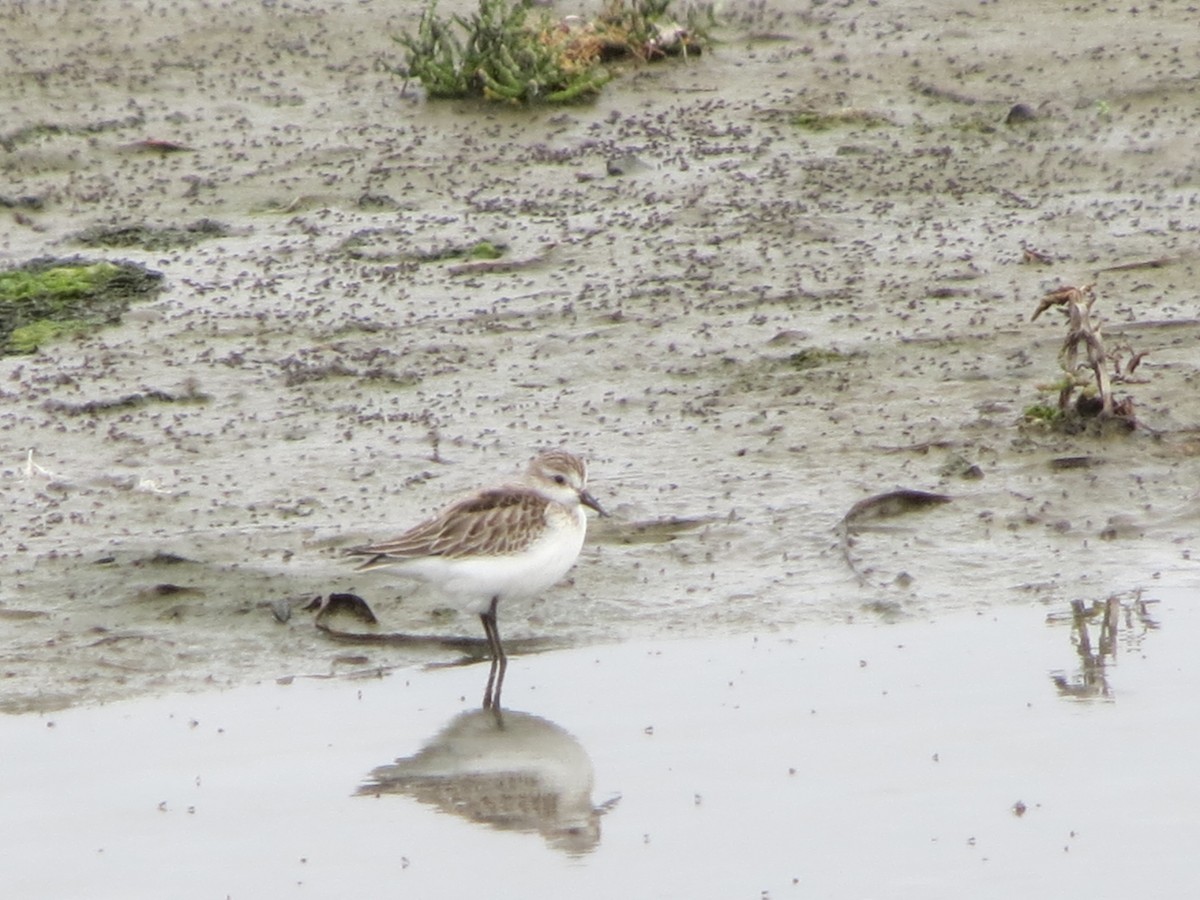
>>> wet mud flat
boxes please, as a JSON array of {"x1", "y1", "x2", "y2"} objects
[{"x1": 1, "y1": 0, "x2": 1197, "y2": 715}]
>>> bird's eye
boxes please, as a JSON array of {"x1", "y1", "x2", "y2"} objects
[{"x1": 554, "y1": 474, "x2": 567, "y2": 485}]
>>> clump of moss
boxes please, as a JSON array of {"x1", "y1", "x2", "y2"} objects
[
  {"x1": 0, "y1": 257, "x2": 163, "y2": 355},
  {"x1": 395, "y1": 0, "x2": 707, "y2": 104},
  {"x1": 9, "y1": 319, "x2": 87, "y2": 353},
  {"x1": 413, "y1": 239, "x2": 509, "y2": 263},
  {"x1": 335, "y1": 231, "x2": 511, "y2": 264},
  {"x1": 0, "y1": 259, "x2": 117, "y2": 304},
  {"x1": 467, "y1": 240, "x2": 505, "y2": 260},
  {"x1": 1022, "y1": 403, "x2": 1062, "y2": 424},
  {"x1": 75, "y1": 219, "x2": 229, "y2": 251}
]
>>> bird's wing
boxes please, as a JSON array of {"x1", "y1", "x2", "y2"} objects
[{"x1": 347, "y1": 488, "x2": 549, "y2": 567}]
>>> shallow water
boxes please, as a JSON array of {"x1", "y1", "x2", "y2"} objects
[{"x1": 2, "y1": 589, "x2": 1192, "y2": 899}]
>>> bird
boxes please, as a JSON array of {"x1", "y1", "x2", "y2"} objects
[{"x1": 345, "y1": 449, "x2": 607, "y2": 708}]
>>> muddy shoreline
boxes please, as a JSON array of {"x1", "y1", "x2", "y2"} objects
[{"x1": 2, "y1": 0, "x2": 1198, "y2": 714}]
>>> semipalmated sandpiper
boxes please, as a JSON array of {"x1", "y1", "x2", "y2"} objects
[{"x1": 346, "y1": 449, "x2": 606, "y2": 708}]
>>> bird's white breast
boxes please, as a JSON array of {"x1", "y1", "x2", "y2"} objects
[{"x1": 384, "y1": 503, "x2": 587, "y2": 613}]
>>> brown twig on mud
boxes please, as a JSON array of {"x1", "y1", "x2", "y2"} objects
[
  {"x1": 1031, "y1": 284, "x2": 1113, "y2": 415},
  {"x1": 1095, "y1": 255, "x2": 1180, "y2": 274},
  {"x1": 836, "y1": 489, "x2": 952, "y2": 585},
  {"x1": 1031, "y1": 284, "x2": 1137, "y2": 423},
  {"x1": 1020, "y1": 243, "x2": 1054, "y2": 265},
  {"x1": 1108, "y1": 341, "x2": 1150, "y2": 382}
]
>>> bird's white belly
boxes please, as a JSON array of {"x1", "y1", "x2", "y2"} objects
[{"x1": 386, "y1": 514, "x2": 587, "y2": 613}]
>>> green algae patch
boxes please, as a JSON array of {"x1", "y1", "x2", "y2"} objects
[
  {"x1": 1022, "y1": 402, "x2": 1062, "y2": 425},
  {"x1": 75, "y1": 219, "x2": 229, "y2": 251},
  {"x1": 467, "y1": 240, "x2": 505, "y2": 260},
  {"x1": 10, "y1": 319, "x2": 88, "y2": 353},
  {"x1": 337, "y1": 230, "x2": 511, "y2": 264},
  {"x1": 0, "y1": 257, "x2": 164, "y2": 355}
]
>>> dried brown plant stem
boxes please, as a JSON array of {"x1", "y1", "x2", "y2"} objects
[{"x1": 1031, "y1": 284, "x2": 1113, "y2": 415}]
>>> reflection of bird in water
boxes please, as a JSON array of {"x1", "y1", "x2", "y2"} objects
[
  {"x1": 345, "y1": 450, "x2": 607, "y2": 709},
  {"x1": 357, "y1": 709, "x2": 617, "y2": 855}
]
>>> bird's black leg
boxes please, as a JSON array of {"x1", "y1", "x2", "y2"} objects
[{"x1": 480, "y1": 595, "x2": 507, "y2": 710}]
